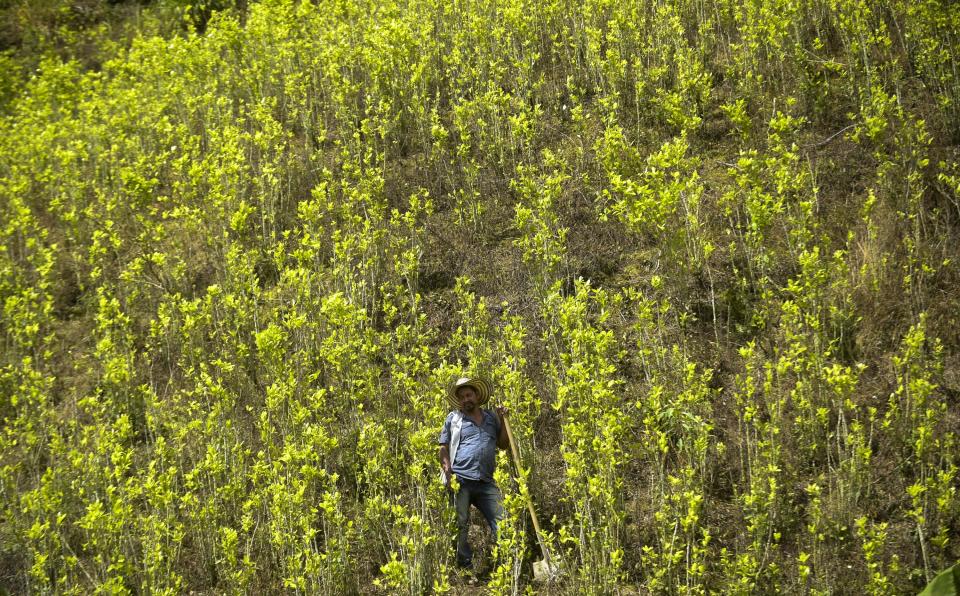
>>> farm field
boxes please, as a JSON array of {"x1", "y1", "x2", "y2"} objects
[{"x1": 1, "y1": 0, "x2": 959, "y2": 593}]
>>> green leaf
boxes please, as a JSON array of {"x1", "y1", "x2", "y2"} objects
[{"x1": 920, "y1": 564, "x2": 960, "y2": 596}]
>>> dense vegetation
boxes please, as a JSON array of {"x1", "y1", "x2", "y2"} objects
[{"x1": 2, "y1": 0, "x2": 959, "y2": 593}]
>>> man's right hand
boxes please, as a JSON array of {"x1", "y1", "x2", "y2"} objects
[{"x1": 439, "y1": 444, "x2": 453, "y2": 485}]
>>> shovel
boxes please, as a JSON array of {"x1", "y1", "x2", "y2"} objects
[{"x1": 500, "y1": 410, "x2": 560, "y2": 582}]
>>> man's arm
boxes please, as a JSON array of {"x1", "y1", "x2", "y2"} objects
[
  {"x1": 439, "y1": 444, "x2": 452, "y2": 478},
  {"x1": 438, "y1": 414, "x2": 452, "y2": 480},
  {"x1": 494, "y1": 407, "x2": 509, "y2": 450}
]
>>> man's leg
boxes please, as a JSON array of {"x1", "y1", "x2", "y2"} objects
[
  {"x1": 454, "y1": 482, "x2": 473, "y2": 568},
  {"x1": 473, "y1": 481, "x2": 505, "y2": 541}
]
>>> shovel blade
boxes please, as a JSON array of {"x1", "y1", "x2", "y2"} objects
[{"x1": 533, "y1": 558, "x2": 558, "y2": 582}]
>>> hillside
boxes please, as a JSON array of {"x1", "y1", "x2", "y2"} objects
[{"x1": 1, "y1": 0, "x2": 959, "y2": 593}]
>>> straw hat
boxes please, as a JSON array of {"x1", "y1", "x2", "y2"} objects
[{"x1": 446, "y1": 377, "x2": 491, "y2": 409}]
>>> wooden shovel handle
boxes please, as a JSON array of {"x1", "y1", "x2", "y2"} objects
[{"x1": 501, "y1": 411, "x2": 552, "y2": 564}]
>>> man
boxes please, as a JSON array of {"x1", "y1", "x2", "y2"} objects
[{"x1": 438, "y1": 377, "x2": 509, "y2": 570}]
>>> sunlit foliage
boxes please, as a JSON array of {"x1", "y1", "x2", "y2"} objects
[{"x1": 1, "y1": 0, "x2": 958, "y2": 592}]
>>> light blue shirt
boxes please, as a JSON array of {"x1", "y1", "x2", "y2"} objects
[{"x1": 439, "y1": 409, "x2": 501, "y2": 482}]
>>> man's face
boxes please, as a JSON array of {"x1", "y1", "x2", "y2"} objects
[{"x1": 456, "y1": 386, "x2": 478, "y2": 412}]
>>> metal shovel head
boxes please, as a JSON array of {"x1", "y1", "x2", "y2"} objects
[{"x1": 532, "y1": 557, "x2": 559, "y2": 582}]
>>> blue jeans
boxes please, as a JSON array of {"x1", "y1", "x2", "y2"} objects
[{"x1": 452, "y1": 478, "x2": 504, "y2": 568}]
